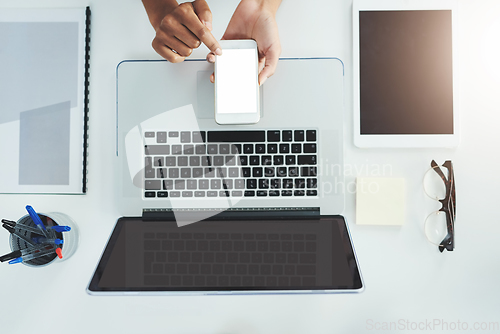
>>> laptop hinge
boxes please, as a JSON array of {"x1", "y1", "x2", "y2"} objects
[{"x1": 142, "y1": 207, "x2": 320, "y2": 221}]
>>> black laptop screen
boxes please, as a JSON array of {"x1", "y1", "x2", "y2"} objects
[{"x1": 88, "y1": 215, "x2": 363, "y2": 293}]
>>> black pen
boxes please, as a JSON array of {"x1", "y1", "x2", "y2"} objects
[
  {"x1": 8, "y1": 245, "x2": 56, "y2": 264},
  {"x1": 3, "y1": 220, "x2": 45, "y2": 235},
  {"x1": 2, "y1": 225, "x2": 37, "y2": 247},
  {"x1": 0, "y1": 244, "x2": 52, "y2": 263},
  {"x1": 1, "y1": 219, "x2": 16, "y2": 227},
  {"x1": 11, "y1": 224, "x2": 45, "y2": 236}
]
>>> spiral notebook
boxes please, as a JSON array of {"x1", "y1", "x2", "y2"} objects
[{"x1": 0, "y1": 7, "x2": 91, "y2": 194}]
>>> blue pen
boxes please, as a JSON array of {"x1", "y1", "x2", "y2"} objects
[
  {"x1": 45, "y1": 226, "x2": 68, "y2": 241},
  {"x1": 31, "y1": 237, "x2": 64, "y2": 245},
  {"x1": 8, "y1": 246, "x2": 56, "y2": 264},
  {"x1": 47, "y1": 225, "x2": 71, "y2": 233},
  {"x1": 26, "y1": 205, "x2": 49, "y2": 238},
  {"x1": 46, "y1": 227, "x2": 57, "y2": 239}
]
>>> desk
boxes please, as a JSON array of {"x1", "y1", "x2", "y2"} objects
[{"x1": 0, "y1": 0, "x2": 499, "y2": 333}]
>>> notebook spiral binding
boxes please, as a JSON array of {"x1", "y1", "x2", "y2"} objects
[{"x1": 82, "y1": 6, "x2": 91, "y2": 193}]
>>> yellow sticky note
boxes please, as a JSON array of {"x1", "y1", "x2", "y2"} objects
[{"x1": 356, "y1": 177, "x2": 405, "y2": 225}]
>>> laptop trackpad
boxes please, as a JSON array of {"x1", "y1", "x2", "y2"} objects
[{"x1": 196, "y1": 71, "x2": 214, "y2": 119}]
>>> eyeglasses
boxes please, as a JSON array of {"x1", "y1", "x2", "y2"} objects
[{"x1": 423, "y1": 160, "x2": 455, "y2": 252}]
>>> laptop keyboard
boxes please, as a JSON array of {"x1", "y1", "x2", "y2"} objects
[
  {"x1": 143, "y1": 130, "x2": 318, "y2": 199},
  {"x1": 143, "y1": 231, "x2": 318, "y2": 287}
]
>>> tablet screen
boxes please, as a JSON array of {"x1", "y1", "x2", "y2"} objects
[
  {"x1": 87, "y1": 215, "x2": 363, "y2": 294},
  {"x1": 359, "y1": 10, "x2": 453, "y2": 135}
]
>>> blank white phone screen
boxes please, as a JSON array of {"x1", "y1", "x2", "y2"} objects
[{"x1": 216, "y1": 48, "x2": 257, "y2": 114}]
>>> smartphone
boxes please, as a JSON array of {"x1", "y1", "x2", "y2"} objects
[{"x1": 214, "y1": 39, "x2": 260, "y2": 125}]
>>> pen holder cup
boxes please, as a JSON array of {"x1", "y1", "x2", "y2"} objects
[{"x1": 9, "y1": 212, "x2": 79, "y2": 267}]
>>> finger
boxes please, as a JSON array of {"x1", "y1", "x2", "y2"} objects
[
  {"x1": 177, "y1": 4, "x2": 221, "y2": 55},
  {"x1": 206, "y1": 52, "x2": 216, "y2": 63},
  {"x1": 258, "y1": 46, "x2": 281, "y2": 85},
  {"x1": 258, "y1": 56, "x2": 266, "y2": 74},
  {"x1": 152, "y1": 37, "x2": 186, "y2": 63},
  {"x1": 192, "y1": 0, "x2": 213, "y2": 31},
  {"x1": 155, "y1": 31, "x2": 193, "y2": 57},
  {"x1": 207, "y1": 54, "x2": 215, "y2": 83},
  {"x1": 168, "y1": 37, "x2": 193, "y2": 57},
  {"x1": 157, "y1": 18, "x2": 199, "y2": 53},
  {"x1": 173, "y1": 26, "x2": 201, "y2": 49},
  {"x1": 156, "y1": 15, "x2": 198, "y2": 56}
]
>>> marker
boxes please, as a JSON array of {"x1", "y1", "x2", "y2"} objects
[
  {"x1": 25, "y1": 205, "x2": 49, "y2": 238},
  {"x1": 3, "y1": 219, "x2": 59, "y2": 235},
  {"x1": 12, "y1": 224, "x2": 45, "y2": 236},
  {"x1": 0, "y1": 245, "x2": 53, "y2": 263},
  {"x1": 1, "y1": 219, "x2": 16, "y2": 227},
  {"x1": 31, "y1": 237, "x2": 64, "y2": 245},
  {"x1": 3, "y1": 225, "x2": 37, "y2": 247},
  {"x1": 8, "y1": 246, "x2": 56, "y2": 264}
]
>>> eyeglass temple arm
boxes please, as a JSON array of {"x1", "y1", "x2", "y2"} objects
[
  {"x1": 438, "y1": 216, "x2": 454, "y2": 252},
  {"x1": 431, "y1": 160, "x2": 447, "y2": 183},
  {"x1": 443, "y1": 160, "x2": 456, "y2": 219},
  {"x1": 432, "y1": 159, "x2": 455, "y2": 214},
  {"x1": 431, "y1": 160, "x2": 455, "y2": 252}
]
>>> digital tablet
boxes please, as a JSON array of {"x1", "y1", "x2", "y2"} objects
[
  {"x1": 353, "y1": 0, "x2": 459, "y2": 148},
  {"x1": 87, "y1": 214, "x2": 363, "y2": 295}
]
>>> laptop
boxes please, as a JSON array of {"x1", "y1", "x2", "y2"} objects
[{"x1": 87, "y1": 58, "x2": 363, "y2": 294}]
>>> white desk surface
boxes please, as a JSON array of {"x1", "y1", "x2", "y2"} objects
[{"x1": 1, "y1": 0, "x2": 499, "y2": 333}]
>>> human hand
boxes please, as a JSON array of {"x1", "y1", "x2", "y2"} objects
[
  {"x1": 207, "y1": 0, "x2": 281, "y2": 85},
  {"x1": 143, "y1": 0, "x2": 222, "y2": 63}
]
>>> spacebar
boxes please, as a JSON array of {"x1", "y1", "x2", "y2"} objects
[{"x1": 207, "y1": 131, "x2": 265, "y2": 142}]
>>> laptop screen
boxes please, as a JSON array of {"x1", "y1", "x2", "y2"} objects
[{"x1": 88, "y1": 215, "x2": 363, "y2": 294}]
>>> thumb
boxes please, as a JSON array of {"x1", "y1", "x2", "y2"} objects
[
  {"x1": 258, "y1": 44, "x2": 281, "y2": 85},
  {"x1": 193, "y1": 0, "x2": 213, "y2": 31}
]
